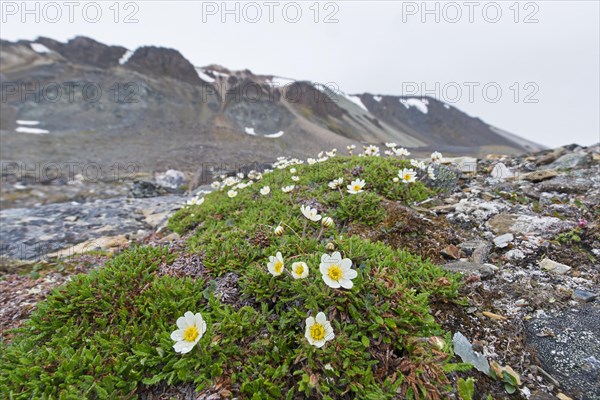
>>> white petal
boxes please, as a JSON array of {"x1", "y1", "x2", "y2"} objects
[
  {"x1": 315, "y1": 312, "x2": 327, "y2": 324},
  {"x1": 339, "y1": 278, "x2": 354, "y2": 289},
  {"x1": 321, "y1": 253, "x2": 330, "y2": 263},
  {"x1": 184, "y1": 311, "x2": 196, "y2": 327},
  {"x1": 340, "y1": 258, "x2": 353, "y2": 269},
  {"x1": 173, "y1": 340, "x2": 195, "y2": 354},
  {"x1": 319, "y1": 263, "x2": 329, "y2": 275},
  {"x1": 306, "y1": 316, "x2": 315, "y2": 327},
  {"x1": 176, "y1": 316, "x2": 189, "y2": 329},
  {"x1": 331, "y1": 252, "x2": 341, "y2": 260},
  {"x1": 170, "y1": 329, "x2": 184, "y2": 341},
  {"x1": 313, "y1": 339, "x2": 325, "y2": 348},
  {"x1": 345, "y1": 269, "x2": 358, "y2": 279},
  {"x1": 322, "y1": 274, "x2": 341, "y2": 288}
]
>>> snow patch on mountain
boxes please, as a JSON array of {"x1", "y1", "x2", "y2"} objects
[
  {"x1": 119, "y1": 50, "x2": 134, "y2": 65},
  {"x1": 195, "y1": 68, "x2": 215, "y2": 83},
  {"x1": 400, "y1": 98, "x2": 429, "y2": 114},
  {"x1": 30, "y1": 43, "x2": 51, "y2": 54}
]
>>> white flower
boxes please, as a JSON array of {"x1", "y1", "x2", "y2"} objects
[
  {"x1": 210, "y1": 181, "x2": 221, "y2": 189},
  {"x1": 328, "y1": 177, "x2": 343, "y2": 189},
  {"x1": 319, "y1": 252, "x2": 357, "y2": 289},
  {"x1": 325, "y1": 149, "x2": 337, "y2": 157},
  {"x1": 410, "y1": 159, "x2": 427, "y2": 170},
  {"x1": 321, "y1": 216, "x2": 334, "y2": 228},
  {"x1": 384, "y1": 150, "x2": 394, "y2": 156},
  {"x1": 291, "y1": 176, "x2": 300, "y2": 182},
  {"x1": 305, "y1": 312, "x2": 335, "y2": 348},
  {"x1": 399, "y1": 168, "x2": 417, "y2": 183},
  {"x1": 260, "y1": 186, "x2": 271, "y2": 195},
  {"x1": 282, "y1": 185, "x2": 295, "y2": 193},
  {"x1": 227, "y1": 190, "x2": 238, "y2": 198},
  {"x1": 392, "y1": 177, "x2": 400, "y2": 183},
  {"x1": 171, "y1": 311, "x2": 207, "y2": 354},
  {"x1": 290, "y1": 167, "x2": 297, "y2": 174},
  {"x1": 307, "y1": 158, "x2": 317, "y2": 165},
  {"x1": 317, "y1": 157, "x2": 329, "y2": 163},
  {"x1": 274, "y1": 225, "x2": 284, "y2": 236},
  {"x1": 427, "y1": 165, "x2": 436, "y2": 180},
  {"x1": 224, "y1": 176, "x2": 238, "y2": 187},
  {"x1": 431, "y1": 151, "x2": 443, "y2": 162},
  {"x1": 291, "y1": 262, "x2": 309, "y2": 279},
  {"x1": 363, "y1": 145, "x2": 380, "y2": 157},
  {"x1": 385, "y1": 142, "x2": 397, "y2": 148},
  {"x1": 347, "y1": 145, "x2": 356, "y2": 151},
  {"x1": 267, "y1": 252, "x2": 285, "y2": 276},
  {"x1": 237, "y1": 172, "x2": 244, "y2": 179},
  {"x1": 186, "y1": 196, "x2": 204, "y2": 206},
  {"x1": 347, "y1": 179, "x2": 366, "y2": 194},
  {"x1": 393, "y1": 147, "x2": 410, "y2": 157},
  {"x1": 301, "y1": 204, "x2": 322, "y2": 222}
]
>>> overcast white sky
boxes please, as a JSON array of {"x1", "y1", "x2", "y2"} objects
[{"x1": 2, "y1": 0, "x2": 599, "y2": 147}]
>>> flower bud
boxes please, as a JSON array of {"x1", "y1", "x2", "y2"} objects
[
  {"x1": 322, "y1": 216, "x2": 334, "y2": 228},
  {"x1": 274, "y1": 225, "x2": 284, "y2": 236},
  {"x1": 325, "y1": 242, "x2": 335, "y2": 251}
]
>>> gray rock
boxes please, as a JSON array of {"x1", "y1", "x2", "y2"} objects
[
  {"x1": 521, "y1": 169, "x2": 559, "y2": 182},
  {"x1": 156, "y1": 169, "x2": 186, "y2": 189},
  {"x1": 493, "y1": 233, "x2": 514, "y2": 248},
  {"x1": 525, "y1": 303, "x2": 600, "y2": 399},
  {"x1": 487, "y1": 213, "x2": 574, "y2": 237},
  {"x1": 472, "y1": 242, "x2": 492, "y2": 264},
  {"x1": 539, "y1": 175, "x2": 590, "y2": 194},
  {"x1": 572, "y1": 289, "x2": 597, "y2": 303},
  {"x1": 130, "y1": 180, "x2": 165, "y2": 198},
  {"x1": 539, "y1": 258, "x2": 571, "y2": 275},
  {"x1": 442, "y1": 261, "x2": 497, "y2": 279},
  {"x1": 546, "y1": 152, "x2": 591, "y2": 170}
]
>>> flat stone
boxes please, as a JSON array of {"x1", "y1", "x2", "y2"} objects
[
  {"x1": 493, "y1": 233, "x2": 514, "y2": 248},
  {"x1": 521, "y1": 169, "x2": 559, "y2": 182},
  {"x1": 539, "y1": 258, "x2": 572, "y2": 275},
  {"x1": 156, "y1": 169, "x2": 186, "y2": 189},
  {"x1": 442, "y1": 261, "x2": 497, "y2": 279},
  {"x1": 539, "y1": 176, "x2": 590, "y2": 194},
  {"x1": 487, "y1": 213, "x2": 574, "y2": 236},
  {"x1": 572, "y1": 289, "x2": 597, "y2": 303},
  {"x1": 472, "y1": 242, "x2": 492, "y2": 263},
  {"x1": 441, "y1": 157, "x2": 478, "y2": 173}
]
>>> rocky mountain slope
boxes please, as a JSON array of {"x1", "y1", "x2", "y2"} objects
[{"x1": 1, "y1": 36, "x2": 544, "y2": 178}]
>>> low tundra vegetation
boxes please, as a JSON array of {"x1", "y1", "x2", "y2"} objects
[{"x1": 1, "y1": 151, "x2": 469, "y2": 399}]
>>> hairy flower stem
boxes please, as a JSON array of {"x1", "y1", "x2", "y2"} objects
[
  {"x1": 316, "y1": 226, "x2": 325, "y2": 242},
  {"x1": 302, "y1": 219, "x2": 308, "y2": 238}
]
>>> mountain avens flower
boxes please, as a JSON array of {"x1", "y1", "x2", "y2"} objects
[
  {"x1": 319, "y1": 252, "x2": 357, "y2": 289},
  {"x1": 282, "y1": 185, "x2": 295, "y2": 193},
  {"x1": 291, "y1": 262, "x2": 309, "y2": 279},
  {"x1": 305, "y1": 312, "x2": 335, "y2": 348},
  {"x1": 227, "y1": 190, "x2": 238, "y2": 198},
  {"x1": 171, "y1": 311, "x2": 207, "y2": 354},
  {"x1": 399, "y1": 168, "x2": 417, "y2": 183},
  {"x1": 347, "y1": 179, "x2": 366, "y2": 194},
  {"x1": 260, "y1": 186, "x2": 271, "y2": 195},
  {"x1": 301, "y1": 205, "x2": 322, "y2": 222},
  {"x1": 431, "y1": 151, "x2": 443, "y2": 162},
  {"x1": 267, "y1": 252, "x2": 285, "y2": 276},
  {"x1": 291, "y1": 176, "x2": 300, "y2": 182},
  {"x1": 328, "y1": 177, "x2": 343, "y2": 189}
]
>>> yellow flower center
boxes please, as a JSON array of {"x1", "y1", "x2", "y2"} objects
[
  {"x1": 274, "y1": 260, "x2": 283, "y2": 273},
  {"x1": 404, "y1": 174, "x2": 411, "y2": 181},
  {"x1": 310, "y1": 323, "x2": 326, "y2": 341},
  {"x1": 327, "y1": 264, "x2": 342, "y2": 281},
  {"x1": 353, "y1": 185, "x2": 361, "y2": 191},
  {"x1": 295, "y1": 264, "x2": 304, "y2": 275},
  {"x1": 183, "y1": 325, "x2": 199, "y2": 342}
]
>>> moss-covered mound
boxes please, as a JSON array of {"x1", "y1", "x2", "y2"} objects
[{"x1": 1, "y1": 155, "x2": 466, "y2": 399}]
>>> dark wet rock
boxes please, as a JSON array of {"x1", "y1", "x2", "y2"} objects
[
  {"x1": 525, "y1": 303, "x2": 600, "y2": 399},
  {"x1": 0, "y1": 195, "x2": 183, "y2": 265},
  {"x1": 572, "y1": 289, "x2": 597, "y2": 303},
  {"x1": 130, "y1": 180, "x2": 167, "y2": 198},
  {"x1": 442, "y1": 261, "x2": 497, "y2": 279}
]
